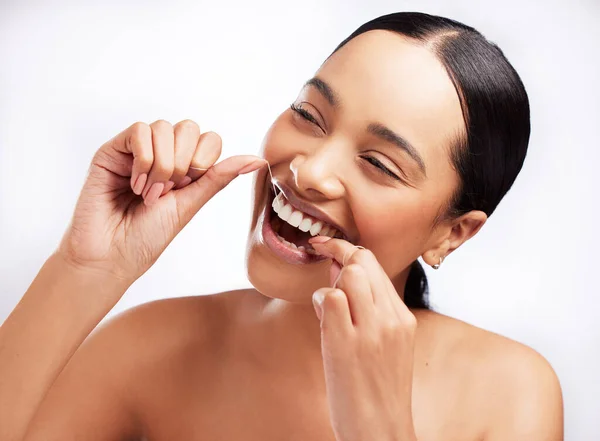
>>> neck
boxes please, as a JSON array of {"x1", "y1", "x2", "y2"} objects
[{"x1": 253, "y1": 267, "x2": 410, "y2": 357}]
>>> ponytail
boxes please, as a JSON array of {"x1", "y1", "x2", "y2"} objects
[{"x1": 403, "y1": 260, "x2": 430, "y2": 309}]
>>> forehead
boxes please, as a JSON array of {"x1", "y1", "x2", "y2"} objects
[{"x1": 316, "y1": 30, "x2": 465, "y2": 168}]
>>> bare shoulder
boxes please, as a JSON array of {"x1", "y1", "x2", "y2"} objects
[
  {"x1": 414, "y1": 309, "x2": 564, "y2": 440},
  {"x1": 25, "y1": 289, "x2": 248, "y2": 440},
  {"x1": 92, "y1": 289, "x2": 251, "y2": 368},
  {"x1": 414, "y1": 308, "x2": 556, "y2": 366}
]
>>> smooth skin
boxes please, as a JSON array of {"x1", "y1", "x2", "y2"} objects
[{"x1": 0, "y1": 31, "x2": 563, "y2": 441}]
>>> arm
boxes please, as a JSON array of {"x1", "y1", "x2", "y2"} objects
[{"x1": 0, "y1": 252, "x2": 131, "y2": 441}]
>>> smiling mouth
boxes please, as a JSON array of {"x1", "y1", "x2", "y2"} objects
[{"x1": 266, "y1": 185, "x2": 346, "y2": 253}]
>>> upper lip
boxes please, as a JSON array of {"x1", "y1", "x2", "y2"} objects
[{"x1": 271, "y1": 180, "x2": 354, "y2": 243}]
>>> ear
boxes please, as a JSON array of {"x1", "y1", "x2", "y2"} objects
[{"x1": 422, "y1": 210, "x2": 487, "y2": 267}]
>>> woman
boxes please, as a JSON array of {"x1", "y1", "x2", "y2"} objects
[{"x1": 0, "y1": 11, "x2": 563, "y2": 441}]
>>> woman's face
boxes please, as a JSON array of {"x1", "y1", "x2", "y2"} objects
[{"x1": 245, "y1": 30, "x2": 466, "y2": 303}]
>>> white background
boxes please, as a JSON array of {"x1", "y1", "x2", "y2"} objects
[{"x1": 0, "y1": 0, "x2": 598, "y2": 439}]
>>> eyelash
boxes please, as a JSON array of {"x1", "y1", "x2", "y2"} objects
[
  {"x1": 289, "y1": 103, "x2": 320, "y2": 126},
  {"x1": 289, "y1": 102, "x2": 403, "y2": 182}
]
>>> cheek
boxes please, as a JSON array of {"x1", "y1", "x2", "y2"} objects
[
  {"x1": 260, "y1": 111, "x2": 306, "y2": 164},
  {"x1": 354, "y1": 194, "x2": 436, "y2": 270}
]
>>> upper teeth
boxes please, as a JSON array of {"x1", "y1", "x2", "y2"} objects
[{"x1": 272, "y1": 192, "x2": 341, "y2": 238}]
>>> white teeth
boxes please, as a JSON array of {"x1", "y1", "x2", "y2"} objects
[
  {"x1": 275, "y1": 233, "x2": 316, "y2": 254},
  {"x1": 271, "y1": 191, "x2": 341, "y2": 239},
  {"x1": 277, "y1": 234, "x2": 294, "y2": 248},
  {"x1": 277, "y1": 204, "x2": 292, "y2": 222},
  {"x1": 298, "y1": 218, "x2": 312, "y2": 232},
  {"x1": 276, "y1": 232, "x2": 296, "y2": 250},
  {"x1": 272, "y1": 192, "x2": 284, "y2": 212},
  {"x1": 288, "y1": 211, "x2": 303, "y2": 228},
  {"x1": 309, "y1": 221, "x2": 323, "y2": 236}
]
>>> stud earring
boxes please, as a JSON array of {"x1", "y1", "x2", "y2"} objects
[{"x1": 432, "y1": 255, "x2": 445, "y2": 270}]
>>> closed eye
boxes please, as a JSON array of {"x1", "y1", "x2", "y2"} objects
[
  {"x1": 359, "y1": 155, "x2": 403, "y2": 182},
  {"x1": 290, "y1": 103, "x2": 322, "y2": 128}
]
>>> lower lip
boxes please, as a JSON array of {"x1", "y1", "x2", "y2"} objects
[{"x1": 261, "y1": 191, "x2": 328, "y2": 265}]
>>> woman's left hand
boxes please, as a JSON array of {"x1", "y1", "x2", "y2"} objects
[{"x1": 308, "y1": 235, "x2": 419, "y2": 441}]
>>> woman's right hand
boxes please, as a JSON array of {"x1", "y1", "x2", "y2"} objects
[{"x1": 56, "y1": 119, "x2": 266, "y2": 285}]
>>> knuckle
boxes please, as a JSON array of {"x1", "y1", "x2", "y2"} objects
[
  {"x1": 202, "y1": 166, "x2": 226, "y2": 187},
  {"x1": 150, "y1": 119, "x2": 173, "y2": 130},
  {"x1": 175, "y1": 119, "x2": 200, "y2": 133},
  {"x1": 204, "y1": 130, "x2": 222, "y2": 143},
  {"x1": 383, "y1": 319, "x2": 401, "y2": 333},
  {"x1": 348, "y1": 249, "x2": 370, "y2": 265},
  {"x1": 200, "y1": 131, "x2": 223, "y2": 153},
  {"x1": 325, "y1": 288, "x2": 347, "y2": 307},
  {"x1": 343, "y1": 263, "x2": 363, "y2": 278},
  {"x1": 360, "y1": 248, "x2": 376, "y2": 260},
  {"x1": 130, "y1": 120, "x2": 148, "y2": 131},
  {"x1": 130, "y1": 121, "x2": 150, "y2": 138},
  {"x1": 136, "y1": 154, "x2": 153, "y2": 169}
]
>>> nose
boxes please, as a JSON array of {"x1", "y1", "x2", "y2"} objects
[{"x1": 290, "y1": 146, "x2": 345, "y2": 200}]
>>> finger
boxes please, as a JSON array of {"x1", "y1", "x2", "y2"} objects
[
  {"x1": 187, "y1": 131, "x2": 222, "y2": 182},
  {"x1": 309, "y1": 236, "x2": 361, "y2": 268},
  {"x1": 333, "y1": 264, "x2": 376, "y2": 328},
  {"x1": 313, "y1": 287, "x2": 354, "y2": 340},
  {"x1": 141, "y1": 120, "x2": 175, "y2": 200},
  {"x1": 102, "y1": 122, "x2": 153, "y2": 195},
  {"x1": 310, "y1": 238, "x2": 390, "y2": 302},
  {"x1": 174, "y1": 154, "x2": 267, "y2": 225},
  {"x1": 170, "y1": 119, "x2": 201, "y2": 190}
]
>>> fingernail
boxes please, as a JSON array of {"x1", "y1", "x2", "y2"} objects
[
  {"x1": 130, "y1": 171, "x2": 139, "y2": 191},
  {"x1": 313, "y1": 290, "x2": 325, "y2": 306},
  {"x1": 238, "y1": 159, "x2": 267, "y2": 175},
  {"x1": 176, "y1": 176, "x2": 192, "y2": 188},
  {"x1": 142, "y1": 181, "x2": 152, "y2": 199},
  {"x1": 308, "y1": 235, "x2": 332, "y2": 244},
  {"x1": 133, "y1": 173, "x2": 147, "y2": 195},
  {"x1": 312, "y1": 291, "x2": 324, "y2": 321},
  {"x1": 161, "y1": 181, "x2": 175, "y2": 195},
  {"x1": 144, "y1": 182, "x2": 164, "y2": 205}
]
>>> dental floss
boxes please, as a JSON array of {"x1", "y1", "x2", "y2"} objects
[
  {"x1": 264, "y1": 159, "x2": 279, "y2": 197},
  {"x1": 190, "y1": 159, "x2": 279, "y2": 197}
]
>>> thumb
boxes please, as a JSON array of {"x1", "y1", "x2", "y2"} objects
[{"x1": 174, "y1": 155, "x2": 267, "y2": 225}]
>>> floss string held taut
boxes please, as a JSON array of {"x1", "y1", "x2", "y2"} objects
[{"x1": 190, "y1": 159, "x2": 279, "y2": 196}]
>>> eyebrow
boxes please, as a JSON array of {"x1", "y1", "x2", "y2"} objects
[{"x1": 303, "y1": 76, "x2": 427, "y2": 177}]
